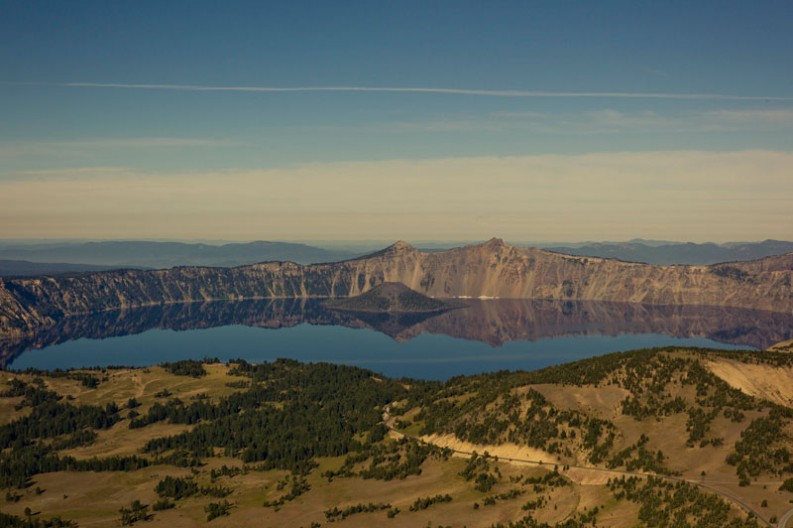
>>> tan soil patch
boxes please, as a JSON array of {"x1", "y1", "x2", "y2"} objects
[
  {"x1": 529, "y1": 383, "x2": 631, "y2": 419},
  {"x1": 61, "y1": 422, "x2": 194, "y2": 459},
  {"x1": 769, "y1": 339, "x2": 793, "y2": 352},
  {"x1": 705, "y1": 358, "x2": 793, "y2": 407},
  {"x1": 420, "y1": 433, "x2": 556, "y2": 464}
]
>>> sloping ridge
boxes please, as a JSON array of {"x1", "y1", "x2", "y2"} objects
[{"x1": 1, "y1": 238, "x2": 792, "y2": 340}]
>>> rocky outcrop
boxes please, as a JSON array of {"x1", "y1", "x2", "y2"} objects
[
  {"x1": 324, "y1": 282, "x2": 454, "y2": 313},
  {"x1": 1, "y1": 238, "x2": 792, "y2": 340}
]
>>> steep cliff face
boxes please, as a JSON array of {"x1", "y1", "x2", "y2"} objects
[
  {"x1": 1, "y1": 238, "x2": 792, "y2": 339},
  {"x1": 0, "y1": 281, "x2": 56, "y2": 339}
]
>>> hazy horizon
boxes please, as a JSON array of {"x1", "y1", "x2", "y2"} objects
[{"x1": 0, "y1": 236, "x2": 790, "y2": 248}]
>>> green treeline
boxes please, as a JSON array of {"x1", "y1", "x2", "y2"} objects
[
  {"x1": 137, "y1": 360, "x2": 410, "y2": 472},
  {"x1": 0, "y1": 512, "x2": 78, "y2": 527},
  {"x1": 0, "y1": 394, "x2": 118, "y2": 450},
  {"x1": 0, "y1": 442, "x2": 150, "y2": 489},
  {"x1": 324, "y1": 502, "x2": 391, "y2": 522},
  {"x1": 608, "y1": 476, "x2": 760, "y2": 528},
  {"x1": 154, "y1": 476, "x2": 198, "y2": 500},
  {"x1": 0, "y1": 360, "x2": 413, "y2": 487},
  {"x1": 408, "y1": 494, "x2": 452, "y2": 511},
  {"x1": 727, "y1": 407, "x2": 793, "y2": 485},
  {"x1": 322, "y1": 436, "x2": 449, "y2": 482},
  {"x1": 160, "y1": 359, "x2": 211, "y2": 378}
]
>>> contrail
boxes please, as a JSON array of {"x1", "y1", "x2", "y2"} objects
[{"x1": 2, "y1": 81, "x2": 792, "y2": 101}]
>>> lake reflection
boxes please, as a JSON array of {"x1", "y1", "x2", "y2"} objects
[{"x1": 2, "y1": 299, "x2": 791, "y2": 379}]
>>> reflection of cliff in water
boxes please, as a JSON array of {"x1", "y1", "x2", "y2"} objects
[
  {"x1": 397, "y1": 300, "x2": 793, "y2": 349},
  {"x1": 2, "y1": 299, "x2": 792, "y2": 368}
]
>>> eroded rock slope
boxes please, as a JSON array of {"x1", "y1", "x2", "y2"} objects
[{"x1": 1, "y1": 238, "x2": 791, "y2": 339}]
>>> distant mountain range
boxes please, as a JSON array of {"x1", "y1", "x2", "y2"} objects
[
  {"x1": 1, "y1": 239, "x2": 792, "y2": 277},
  {"x1": 544, "y1": 239, "x2": 793, "y2": 265},
  {"x1": 2, "y1": 238, "x2": 792, "y2": 340},
  {"x1": 0, "y1": 259, "x2": 143, "y2": 277},
  {"x1": 0, "y1": 240, "x2": 358, "y2": 271}
]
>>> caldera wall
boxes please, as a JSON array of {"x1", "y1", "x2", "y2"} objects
[{"x1": 1, "y1": 239, "x2": 792, "y2": 339}]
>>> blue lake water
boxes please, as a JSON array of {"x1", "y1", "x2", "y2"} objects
[{"x1": 3, "y1": 299, "x2": 791, "y2": 380}]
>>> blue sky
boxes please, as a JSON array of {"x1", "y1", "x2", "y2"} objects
[{"x1": 1, "y1": 1, "x2": 792, "y2": 241}]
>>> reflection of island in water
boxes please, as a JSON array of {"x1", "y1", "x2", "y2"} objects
[{"x1": 2, "y1": 299, "x2": 792, "y2": 368}]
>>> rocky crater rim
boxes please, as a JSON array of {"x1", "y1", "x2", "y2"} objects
[{"x1": 1, "y1": 238, "x2": 792, "y2": 341}]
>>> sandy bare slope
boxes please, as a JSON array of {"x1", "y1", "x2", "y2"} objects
[{"x1": 705, "y1": 358, "x2": 793, "y2": 407}]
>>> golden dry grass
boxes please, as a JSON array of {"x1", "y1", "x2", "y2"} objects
[
  {"x1": 4, "y1": 456, "x2": 619, "y2": 528},
  {"x1": 3, "y1": 355, "x2": 792, "y2": 527}
]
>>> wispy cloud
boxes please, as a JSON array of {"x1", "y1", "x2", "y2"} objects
[
  {"x1": 390, "y1": 108, "x2": 793, "y2": 135},
  {"x1": 3, "y1": 81, "x2": 793, "y2": 102},
  {"x1": 706, "y1": 109, "x2": 793, "y2": 124},
  {"x1": 2, "y1": 137, "x2": 239, "y2": 149},
  {"x1": 390, "y1": 110, "x2": 665, "y2": 135},
  {"x1": 54, "y1": 137, "x2": 241, "y2": 148},
  {"x1": 8, "y1": 166, "x2": 133, "y2": 180},
  {"x1": 0, "y1": 137, "x2": 240, "y2": 163}
]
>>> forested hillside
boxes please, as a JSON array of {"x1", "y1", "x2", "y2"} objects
[{"x1": 2, "y1": 348, "x2": 792, "y2": 526}]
